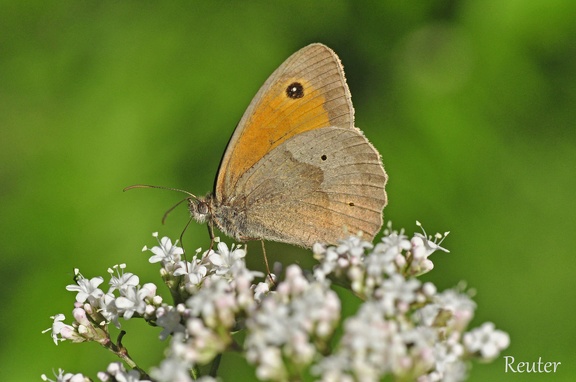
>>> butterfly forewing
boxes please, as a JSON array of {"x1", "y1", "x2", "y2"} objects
[{"x1": 215, "y1": 44, "x2": 354, "y2": 200}]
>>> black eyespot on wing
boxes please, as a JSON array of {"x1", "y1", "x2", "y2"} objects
[
  {"x1": 286, "y1": 82, "x2": 304, "y2": 99},
  {"x1": 348, "y1": 202, "x2": 355, "y2": 206},
  {"x1": 321, "y1": 154, "x2": 327, "y2": 161}
]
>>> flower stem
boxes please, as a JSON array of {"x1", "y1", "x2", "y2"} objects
[{"x1": 103, "y1": 330, "x2": 151, "y2": 380}]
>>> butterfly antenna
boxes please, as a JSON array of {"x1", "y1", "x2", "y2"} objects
[
  {"x1": 161, "y1": 198, "x2": 189, "y2": 225},
  {"x1": 125, "y1": 184, "x2": 204, "y2": 272},
  {"x1": 124, "y1": 184, "x2": 200, "y2": 224},
  {"x1": 124, "y1": 184, "x2": 199, "y2": 200}
]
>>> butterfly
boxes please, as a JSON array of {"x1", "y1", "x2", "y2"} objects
[{"x1": 128, "y1": 43, "x2": 387, "y2": 249}]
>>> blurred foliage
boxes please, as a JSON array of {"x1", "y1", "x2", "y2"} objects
[{"x1": 1, "y1": 1, "x2": 575, "y2": 381}]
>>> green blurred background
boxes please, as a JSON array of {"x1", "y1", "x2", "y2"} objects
[{"x1": 2, "y1": 1, "x2": 575, "y2": 381}]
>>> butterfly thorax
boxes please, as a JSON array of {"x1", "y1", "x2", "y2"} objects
[{"x1": 189, "y1": 193, "x2": 250, "y2": 242}]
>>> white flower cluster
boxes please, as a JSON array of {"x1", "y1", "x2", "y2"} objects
[
  {"x1": 97, "y1": 363, "x2": 150, "y2": 382},
  {"x1": 41, "y1": 362, "x2": 155, "y2": 382},
  {"x1": 311, "y1": 223, "x2": 509, "y2": 381},
  {"x1": 44, "y1": 224, "x2": 509, "y2": 382},
  {"x1": 46, "y1": 263, "x2": 159, "y2": 347},
  {"x1": 148, "y1": 239, "x2": 340, "y2": 382},
  {"x1": 244, "y1": 265, "x2": 340, "y2": 380}
]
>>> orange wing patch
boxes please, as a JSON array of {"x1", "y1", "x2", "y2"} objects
[
  {"x1": 221, "y1": 78, "x2": 331, "y2": 194},
  {"x1": 246, "y1": 78, "x2": 330, "y2": 147}
]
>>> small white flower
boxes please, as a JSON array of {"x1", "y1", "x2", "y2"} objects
[
  {"x1": 187, "y1": 278, "x2": 238, "y2": 329},
  {"x1": 313, "y1": 354, "x2": 355, "y2": 382},
  {"x1": 374, "y1": 274, "x2": 421, "y2": 316},
  {"x1": 99, "y1": 293, "x2": 121, "y2": 328},
  {"x1": 115, "y1": 283, "x2": 157, "y2": 320},
  {"x1": 401, "y1": 222, "x2": 450, "y2": 276},
  {"x1": 43, "y1": 314, "x2": 82, "y2": 345},
  {"x1": 376, "y1": 227, "x2": 412, "y2": 257},
  {"x1": 156, "y1": 305, "x2": 186, "y2": 340},
  {"x1": 230, "y1": 263, "x2": 260, "y2": 309},
  {"x1": 410, "y1": 236, "x2": 436, "y2": 273},
  {"x1": 336, "y1": 235, "x2": 373, "y2": 261},
  {"x1": 413, "y1": 222, "x2": 450, "y2": 255},
  {"x1": 149, "y1": 357, "x2": 194, "y2": 382},
  {"x1": 174, "y1": 256, "x2": 208, "y2": 291},
  {"x1": 253, "y1": 282, "x2": 270, "y2": 303},
  {"x1": 276, "y1": 265, "x2": 309, "y2": 297},
  {"x1": 365, "y1": 245, "x2": 397, "y2": 276},
  {"x1": 435, "y1": 289, "x2": 476, "y2": 332},
  {"x1": 313, "y1": 236, "x2": 371, "y2": 283},
  {"x1": 313, "y1": 245, "x2": 340, "y2": 280},
  {"x1": 97, "y1": 362, "x2": 151, "y2": 382},
  {"x1": 426, "y1": 334, "x2": 465, "y2": 381},
  {"x1": 400, "y1": 327, "x2": 437, "y2": 376},
  {"x1": 463, "y1": 322, "x2": 510, "y2": 360},
  {"x1": 363, "y1": 242, "x2": 398, "y2": 293},
  {"x1": 252, "y1": 347, "x2": 286, "y2": 381},
  {"x1": 147, "y1": 235, "x2": 184, "y2": 264},
  {"x1": 422, "y1": 282, "x2": 437, "y2": 297},
  {"x1": 66, "y1": 274, "x2": 104, "y2": 305},
  {"x1": 72, "y1": 307, "x2": 92, "y2": 334},
  {"x1": 207, "y1": 241, "x2": 246, "y2": 278},
  {"x1": 41, "y1": 369, "x2": 90, "y2": 382},
  {"x1": 108, "y1": 264, "x2": 139, "y2": 294},
  {"x1": 182, "y1": 318, "x2": 230, "y2": 364}
]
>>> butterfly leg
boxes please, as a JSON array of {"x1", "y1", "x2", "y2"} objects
[
  {"x1": 260, "y1": 240, "x2": 276, "y2": 286},
  {"x1": 207, "y1": 220, "x2": 216, "y2": 251},
  {"x1": 177, "y1": 216, "x2": 196, "y2": 273}
]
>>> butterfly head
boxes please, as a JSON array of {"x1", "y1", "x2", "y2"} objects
[{"x1": 188, "y1": 193, "x2": 213, "y2": 224}]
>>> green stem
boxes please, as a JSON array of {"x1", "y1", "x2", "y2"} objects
[
  {"x1": 103, "y1": 330, "x2": 152, "y2": 380},
  {"x1": 209, "y1": 353, "x2": 222, "y2": 377}
]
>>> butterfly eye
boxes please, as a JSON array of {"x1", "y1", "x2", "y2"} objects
[
  {"x1": 286, "y1": 82, "x2": 304, "y2": 99},
  {"x1": 197, "y1": 201, "x2": 209, "y2": 215}
]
